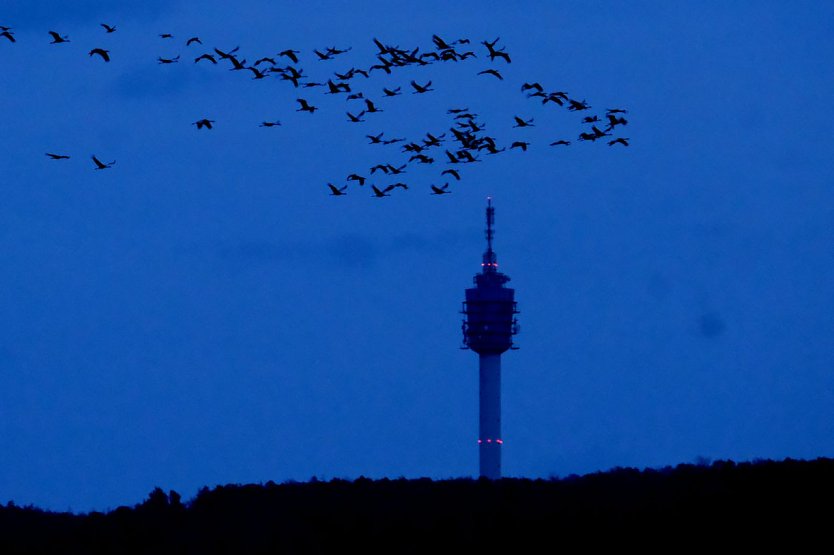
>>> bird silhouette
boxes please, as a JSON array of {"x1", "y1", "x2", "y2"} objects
[
  {"x1": 186, "y1": 36, "x2": 202, "y2": 46},
  {"x1": 313, "y1": 49, "x2": 333, "y2": 61},
  {"x1": 100, "y1": 23, "x2": 116, "y2": 33},
  {"x1": 409, "y1": 154, "x2": 434, "y2": 164},
  {"x1": 382, "y1": 87, "x2": 401, "y2": 97},
  {"x1": 346, "y1": 111, "x2": 365, "y2": 123},
  {"x1": 482, "y1": 37, "x2": 511, "y2": 63},
  {"x1": 192, "y1": 119, "x2": 215, "y2": 129},
  {"x1": 410, "y1": 80, "x2": 433, "y2": 94},
  {"x1": 591, "y1": 125, "x2": 610, "y2": 139},
  {"x1": 568, "y1": 99, "x2": 590, "y2": 111},
  {"x1": 214, "y1": 46, "x2": 240, "y2": 60},
  {"x1": 259, "y1": 120, "x2": 282, "y2": 127},
  {"x1": 89, "y1": 48, "x2": 110, "y2": 62},
  {"x1": 423, "y1": 133, "x2": 445, "y2": 147},
  {"x1": 278, "y1": 49, "x2": 300, "y2": 63},
  {"x1": 326, "y1": 79, "x2": 350, "y2": 94},
  {"x1": 430, "y1": 183, "x2": 451, "y2": 194},
  {"x1": 605, "y1": 114, "x2": 628, "y2": 130},
  {"x1": 0, "y1": 30, "x2": 15, "y2": 42},
  {"x1": 159, "y1": 33, "x2": 173, "y2": 39},
  {"x1": 254, "y1": 57, "x2": 277, "y2": 66},
  {"x1": 45, "y1": 153, "x2": 70, "y2": 160},
  {"x1": 327, "y1": 183, "x2": 348, "y2": 196},
  {"x1": 550, "y1": 140, "x2": 570, "y2": 146},
  {"x1": 347, "y1": 174, "x2": 366, "y2": 186},
  {"x1": 48, "y1": 31, "x2": 70, "y2": 44},
  {"x1": 521, "y1": 82, "x2": 544, "y2": 93},
  {"x1": 227, "y1": 56, "x2": 247, "y2": 71},
  {"x1": 608, "y1": 137, "x2": 629, "y2": 146},
  {"x1": 158, "y1": 55, "x2": 180, "y2": 64},
  {"x1": 296, "y1": 98, "x2": 318, "y2": 113},
  {"x1": 477, "y1": 69, "x2": 503, "y2": 80},
  {"x1": 441, "y1": 169, "x2": 461, "y2": 180},
  {"x1": 371, "y1": 185, "x2": 391, "y2": 197},
  {"x1": 195, "y1": 53, "x2": 217, "y2": 64},
  {"x1": 367, "y1": 133, "x2": 384, "y2": 144},
  {"x1": 510, "y1": 141, "x2": 529, "y2": 151},
  {"x1": 513, "y1": 116, "x2": 534, "y2": 128},
  {"x1": 247, "y1": 66, "x2": 268, "y2": 79},
  {"x1": 364, "y1": 99, "x2": 382, "y2": 113},
  {"x1": 91, "y1": 155, "x2": 115, "y2": 170}
]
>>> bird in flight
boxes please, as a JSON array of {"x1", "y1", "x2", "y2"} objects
[
  {"x1": 192, "y1": 118, "x2": 215, "y2": 130},
  {"x1": 159, "y1": 33, "x2": 173, "y2": 39},
  {"x1": 346, "y1": 111, "x2": 365, "y2": 123},
  {"x1": 194, "y1": 53, "x2": 217, "y2": 64},
  {"x1": 513, "y1": 116, "x2": 534, "y2": 128},
  {"x1": 430, "y1": 183, "x2": 451, "y2": 195},
  {"x1": 510, "y1": 141, "x2": 530, "y2": 151},
  {"x1": 278, "y1": 49, "x2": 300, "y2": 63},
  {"x1": 186, "y1": 37, "x2": 202, "y2": 46},
  {"x1": 214, "y1": 46, "x2": 239, "y2": 60},
  {"x1": 91, "y1": 155, "x2": 115, "y2": 170},
  {"x1": 259, "y1": 120, "x2": 282, "y2": 127},
  {"x1": 48, "y1": 31, "x2": 70, "y2": 44},
  {"x1": 371, "y1": 185, "x2": 391, "y2": 198},
  {"x1": 247, "y1": 66, "x2": 268, "y2": 79},
  {"x1": 0, "y1": 29, "x2": 15, "y2": 42},
  {"x1": 482, "y1": 37, "x2": 511, "y2": 63},
  {"x1": 347, "y1": 174, "x2": 366, "y2": 186},
  {"x1": 441, "y1": 169, "x2": 461, "y2": 181},
  {"x1": 100, "y1": 23, "x2": 116, "y2": 33},
  {"x1": 382, "y1": 87, "x2": 401, "y2": 97},
  {"x1": 296, "y1": 98, "x2": 318, "y2": 113},
  {"x1": 550, "y1": 140, "x2": 571, "y2": 146},
  {"x1": 158, "y1": 55, "x2": 180, "y2": 64},
  {"x1": 89, "y1": 48, "x2": 110, "y2": 62},
  {"x1": 410, "y1": 80, "x2": 434, "y2": 94},
  {"x1": 521, "y1": 82, "x2": 544, "y2": 94},
  {"x1": 364, "y1": 99, "x2": 382, "y2": 113},
  {"x1": 327, "y1": 183, "x2": 348, "y2": 196},
  {"x1": 608, "y1": 137, "x2": 630, "y2": 146},
  {"x1": 477, "y1": 69, "x2": 503, "y2": 80},
  {"x1": 568, "y1": 99, "x2": 591, "y2": 111},
  {"x1": 45, "y1": 153, "x2": 70, "y2": 160}
]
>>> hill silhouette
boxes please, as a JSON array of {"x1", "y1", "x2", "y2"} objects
[{"x1": 2, "y1": 458, "x2": 830, "y2": 552}]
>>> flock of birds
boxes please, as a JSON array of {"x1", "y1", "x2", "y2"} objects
[{"x1": 2, "y1": 23, "x2": 630, "y2": 197}]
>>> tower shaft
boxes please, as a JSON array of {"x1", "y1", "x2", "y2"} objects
[{"x1": 479, "y1": 354, "x2": 501, "y2": 479}]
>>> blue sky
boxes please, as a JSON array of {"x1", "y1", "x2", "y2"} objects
[{"x1": 1, "y1": 1, "x2": 833, "y2": 511}]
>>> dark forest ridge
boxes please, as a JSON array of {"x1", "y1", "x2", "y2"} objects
[{"x1": 1, "y1": 457, "x2": 830, "y2": 552}]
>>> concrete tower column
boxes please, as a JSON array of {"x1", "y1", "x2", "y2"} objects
[{"x1": 479, "y1": 353, "x2": 502, "y2": 479}]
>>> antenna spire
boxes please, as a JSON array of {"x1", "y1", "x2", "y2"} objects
[{"x1": 482, "y1": 197, "x2": 497, "y2": 272}]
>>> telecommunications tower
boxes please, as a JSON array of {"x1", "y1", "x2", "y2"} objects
[{"x1": 461, "y1": 198, "x2": 519, "y2": 479}]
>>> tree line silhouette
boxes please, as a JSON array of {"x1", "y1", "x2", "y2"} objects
[{"x1": 1, "y1": 457, "x2": 830, "y2": 552}]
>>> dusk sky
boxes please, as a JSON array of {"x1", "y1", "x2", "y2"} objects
[{"x1": 1, "y1": 1, "x2": 833, "y2": 512}]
